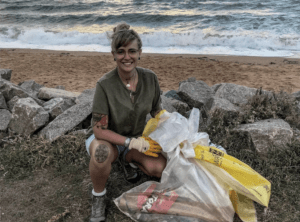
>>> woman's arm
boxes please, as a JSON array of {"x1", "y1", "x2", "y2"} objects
[
  {"x1": 150, "y1": 109, "x2": 162, "y2": 118},
  {"x1": 92, "y1": 112, "x2": 127, "y2": 146},
  {"x1": 150, "y1": 72, "x2": 163, "y2": 118}
]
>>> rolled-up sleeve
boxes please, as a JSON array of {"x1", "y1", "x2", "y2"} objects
[{"x1": 92, "y1": 82, "x2": 109, "y2": 115}]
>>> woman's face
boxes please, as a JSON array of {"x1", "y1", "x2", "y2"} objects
[{"x1": 112, "y1": 39, "x2": 142, "y2": 74}]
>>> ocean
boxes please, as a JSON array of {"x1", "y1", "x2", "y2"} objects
[{"x1": 1, "y1": 0, "x2": 300, "y2": 58}]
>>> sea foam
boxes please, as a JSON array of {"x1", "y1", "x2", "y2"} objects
[{"x1": 0, "y1": 27, "x2": 299, "y2": 57}]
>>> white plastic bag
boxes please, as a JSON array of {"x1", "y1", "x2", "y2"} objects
[{"x1": 114, "y1": 108, "x2": 235, "y2": 222}]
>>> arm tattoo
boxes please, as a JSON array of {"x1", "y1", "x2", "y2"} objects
[{"x1": 92, "y1": 113, "x2": 108, "y2": 130}]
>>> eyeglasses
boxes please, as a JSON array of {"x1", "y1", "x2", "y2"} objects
[{"x1": 115, "y1": 49, "x2": 139, "y2": 58}]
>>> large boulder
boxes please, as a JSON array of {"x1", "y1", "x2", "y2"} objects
[
  {"x1": 8, "y1": 97, "x2": 49, "y2": 136},
  {"x1": 0, "y1": 69, "x2": 12, "y2": 81},
  {"x1": 0, "y1": 92, "x2": 7, "y2": 109},
  {"x1": 0, "y1": 79, "x2": 44, "y2": 106},
  {"x1": 38, "y1": 87, "x2": 80, "y2": 101},
  {"x1": 296, "y1": 101, "x2": 300, "y2": 113},
  {"x1": 19, "y1": 80, "x2": 44, "y2": 98},
  {"x1": 39, "y1": 101, "x2": 93, "y2": 142},
  {"x1": 7, "y1": 96, "x2": 20, "y2": 112},
  {"x1": 177, "y1": 80, "x2": 214, "y2": 109},
  {"x1": 43, "y1": 97, "x2": 76, "y2": 119},
  {"x1": 163, "y1": 90, "x2": 182, "y2": 101},
  {"x1": 75, "y1": 88, "x2": 96, "y2": 104},
  {"x1": 0, "y1": 109, "x2": 11, "y2": 132},
  {"x1": 55, "y1": 85, "x2": 65, "y2": 90},
  {"x1": 169, "y1": 99, "x2": 190, "y2": 115},
  {"x1": 294, "y1": 128, "x2": 300, "y2": 143},
  {"x1": 214, "y1": 83, "x2": 258, "y2": 105},
  {"x1": 178, "y1": 77, "x2": 197, "y2": 87},
  {"x1": 205, "y1": 96, "x2": 240, "y2": 115},
  {"x1": 233, "y1": 118, "x2": 293, "y2": 156},
  {"x1": 0, "y1": 79, "x2": 30, "y2": 100},
  {"x1": 161, "y1": 95, "x2": 177, "y2": 113},
  {"x1": 211, "y1": 83, "x2": 223, "y2": 93}
]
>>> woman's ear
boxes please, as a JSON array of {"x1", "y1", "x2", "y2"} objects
[{"x1": 111, "y1": 51, "x2": 116, "y2": 61}]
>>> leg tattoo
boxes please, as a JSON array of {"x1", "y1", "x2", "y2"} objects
[{"x1": 94, "y1": 144, "x2": 109, "y2": 163}]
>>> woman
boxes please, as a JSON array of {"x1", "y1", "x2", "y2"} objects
[{"x1": 85, "y1": 23, "x2": 167, "y2": 222}]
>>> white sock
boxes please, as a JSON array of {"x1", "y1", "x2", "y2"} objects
[{"x1": 92, "y1": 188, "x2": 106, "y2": 196}]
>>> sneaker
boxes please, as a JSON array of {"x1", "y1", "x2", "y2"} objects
[
  {"x1": 118, "y1": 147, "x2": 140, "y2": 183},
  {"x1": 90, "y1": 194, "x2": 106, "y2": 222}
]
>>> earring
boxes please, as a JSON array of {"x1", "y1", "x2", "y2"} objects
[{"x1": 114, "y1": 58, "x2": 116, "y2": 61}]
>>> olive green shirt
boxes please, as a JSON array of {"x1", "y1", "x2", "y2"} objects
[{"x1": 92, "y1": 67, "x2": 162, "y2": 137}]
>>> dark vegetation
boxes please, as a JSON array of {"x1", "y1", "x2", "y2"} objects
[{"x1": 0, "y1": 90, "x2": 299, "y2": 221}]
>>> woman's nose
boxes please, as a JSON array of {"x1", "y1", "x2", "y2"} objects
[{"x1": 124, "y1": 52, "x2": 131, "y2": 59}]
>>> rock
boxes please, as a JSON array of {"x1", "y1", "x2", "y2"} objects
[
  {"x1": 0, "y1": 79, "x2": 44, "y2": 106},
  {"x1": 75, "y1": 88, "x2": 96, "y2": 104},
  {"x1": 20, "y1": 80, "x2": 44, "y2": 98},
  {"x1": 39, "y1": 101, "x2": 93, "y2": 142},
  {"x1": 7, "y1": 96, "x2": 20, "y2": 112},
  {"x1": 0, "y1": 79, "x2": 29, "y2": 100},
  {"x1": 43, "y1": 97, "x2": 76, "y2": 120},
  {"x1": 170, "y1": 99, "x2": 190, "y2": 115},
  {"x1": 163, "y1": 90, "x2": 182, "y2": 101},
  {"x1": 214, "y1": 83, "x2": 273, "y2": 105},
  {"x1": 233, "y1": 119, "x2": 293, "y2": 156},
  {"x1": 293, "y1": 128, "x2": 300, "y2": 143},
  {"x1": 177, "y1": 80, "x2": 214, "y2": 109},
  {"x1": 179, "y1": 77, "x2": 197, "y2": 86},
  {"x1": 0, "y1": 69, "x2": 12, "y2": 81},
  {"x1": 183, "y1": 110, "x2": 192, "y2": 118},
  {"x1": 0, "y1": 109, "x2": 11, "y2": 131},
  {"x1": 68, "y1": 129, "x2": 88, "y2": 136},
  {"x1": 211, "y1": 83, "x2": 223, "y2": 93},
  {"x1": 0, "y1": 92, "x2": 7, "y2": 109},
  {"x1": 296, "y1": 101, "x2": 300, "y2": 113},
  {"x1": 38, "y1": 87, "x2": 81, "y2": 101},
  {"x1": 292, "y1": 91, "x2": 300, "y2": 101},
  {"x1": 8, "y1": 98, "x2": 49, "y2": 136},
  {"x1": 215, "y1": 83, "x2": 260, "y2": 105},
  {"x1": 76, "y1": 113, "x2": 92, "y2": 130},
  {"x1": 161, "y1": 95, "x2": 177, "y2": 113},
  {"x1": 283, "y1": 59, "x2": 300, "y2": 64},
  {"x1": 205, "y1": 96, "x2": 240, "y2": 115}
]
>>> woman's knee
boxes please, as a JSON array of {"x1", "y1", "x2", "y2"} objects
[
  {"x1": 145, "y1": 156, "x2": 166, "y2": 178},
  {"x1": 89, "y1": 140, "x2": 117, "y2": 166},
  {"x1": 154, "y1": 158, "x2": 167, "y2": 177}
]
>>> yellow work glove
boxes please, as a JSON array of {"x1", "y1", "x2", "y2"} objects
[{"x1": 128, "y1": 136, "x2": 162, "y2": 157}]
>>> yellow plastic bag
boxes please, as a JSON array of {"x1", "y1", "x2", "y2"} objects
[
  {"x1": 193, "y1": 145, "x2": 271, "y2": 222},
  {"x1": 142, "y1": 109, "x2": 168, "y2": 137}
]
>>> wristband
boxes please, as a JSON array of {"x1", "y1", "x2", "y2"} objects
[{"x1": 124, "y1": 137, "x2": 131, "y2": 147}]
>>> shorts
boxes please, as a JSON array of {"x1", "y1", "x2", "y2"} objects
[{"x1": 85, "y1": 134, "x2": 130, "y2": 162}]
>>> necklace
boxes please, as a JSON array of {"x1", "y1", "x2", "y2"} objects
[
  {"x1": 118, "y1": 69, "x2": 137, "y2": 104},
  {"x1": 118, "y1": 69, "x2": 136, "y2": 89},
  {"x1": 125, "y1": 71, "x2": 136, "y2": 89}
]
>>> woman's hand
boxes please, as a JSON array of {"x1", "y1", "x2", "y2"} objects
[{"x1": 129, "y1": 136, "x2": 162, "y2": 157}]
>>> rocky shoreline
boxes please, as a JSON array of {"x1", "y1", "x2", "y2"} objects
[{"x1": 1, "y1": 69, "x2": 300, "y2": 157}]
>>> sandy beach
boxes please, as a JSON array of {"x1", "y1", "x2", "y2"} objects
[{"x1": 1, "y1": 48, "x2": 300, "y2": 94}]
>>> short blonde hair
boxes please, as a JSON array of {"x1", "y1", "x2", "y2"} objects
[{"x1": 108, "y1": 22, "x2": 142, "y2": 52}]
